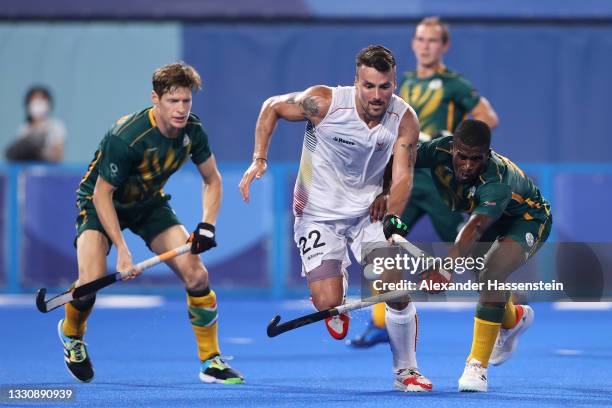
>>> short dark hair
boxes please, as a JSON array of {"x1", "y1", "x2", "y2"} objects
[
  {"x1": 24, "y1": 85, "x2": 53, "y2": 123},
  {"x1": 356, "y1": 45, "x2": 396, "y2": 74},
  {"x1": 152, "y1": 61, "x2": 202, "y2": 97},
  {"x1": 454, "y1": 119, "x2": 491, "y2": 148},
  {"x1": 415, "y1": 16, "x2": 450, "y2": 45},
  {"x1": 25, "y1": 85, "x2": 53, "y2": 108}
]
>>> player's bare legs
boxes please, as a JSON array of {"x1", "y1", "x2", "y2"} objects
[
  {"x1": 59, "y1": 230, "x2": 109, "y2": 383},
  {"x1": 150, "y1": 225, "x2": 244, "y2": 384},
  {"x1": 308, "y1": 262, "x2": 349, "y2": 340},
  {"x1": 459, "y1": 237, "x2": 531, "y2": 392}
]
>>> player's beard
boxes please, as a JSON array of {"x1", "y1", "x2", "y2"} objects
[{"x1": 366, "y1": 102, "x2": 386, "y2": 121}]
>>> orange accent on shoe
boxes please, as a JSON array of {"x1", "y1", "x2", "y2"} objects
[
  {"x1": 401, "y1": 375, "x2": 433, "y2": 391},
  {"x1": 514, "y1": 305, "x2": 524, "y2": 326}
]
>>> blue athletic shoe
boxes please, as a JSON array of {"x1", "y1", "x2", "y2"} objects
[{"x1": 346, "y1": 321, "x2": 389, "y2": 348}]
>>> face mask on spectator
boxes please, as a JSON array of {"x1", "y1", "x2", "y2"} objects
[{"x1": 28, "y1": 99, "x2": 50, "y2": 120}]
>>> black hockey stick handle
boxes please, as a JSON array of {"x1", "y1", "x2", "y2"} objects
[
  {"x1": 72, "y1": 272, "x2": 121, "y2": 298},
  {"x1": 267, "y1": 289, "x2": 416, "y2": 338},
  {"x1": 35, "y1": 244, "x2": 191, "y2": 313},
  {"x1": 267, "y1": 309, "x2": 335, "y2": 337},
  {"x1": 35, "y1": 272, "x2": 122, "y2": 313}
]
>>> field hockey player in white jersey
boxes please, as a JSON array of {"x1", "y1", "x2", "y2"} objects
[{"x1": 239, "y1": 45, "x2": 432, "y2": 392}]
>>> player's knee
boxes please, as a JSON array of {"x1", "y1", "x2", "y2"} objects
[
  {"x1": 183, "y1": 263, "x2": 209, "y2": 292},
  {"x1": 311, "y1": 291, "x2": 343, "y2": 311},
  {"x1": 307, "y1": 260, "x2": 344, "y2": 310},
  {"x1": 71, "y1": 294, "x2": 96, "y2": 311}
]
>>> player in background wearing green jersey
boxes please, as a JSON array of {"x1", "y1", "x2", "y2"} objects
[
  {"x1": 416, "y1": 119, "x2": 552, "y2": 391},
  {"x1": 349, "y1": 16, "x2": 499, "y2": 349},
  {"x1": 57, "y1": 62, "x2": 243, "y2": 385}
]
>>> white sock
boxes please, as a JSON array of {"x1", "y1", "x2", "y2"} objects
[{"x1": 385, "y1": 302, "x2": 418, "y2": 371}]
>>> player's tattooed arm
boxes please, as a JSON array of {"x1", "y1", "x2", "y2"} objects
[
  {"x1": 241, "y1": 85, "x2": 332, "y2": 203},
  {"x1": 272, "y1": 86, "x2": 331, "y2": 124},
  {"x1": 285, "y1": 93, "x2": 320, "y2": 119},
  {"x1": 386, "y1": 108, "x2": 419, "y2": 217},
  {"x1": 400, "y1": 143, "x2": 416, "y2": 166}
]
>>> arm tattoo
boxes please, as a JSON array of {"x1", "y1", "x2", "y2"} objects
[
  {"x1": 300, "y1": 96, "x2": 320, "y2": 118},
  {"x1": 285, "y1": 93, "x2": 298, "y2": 104},
  {"x1": 400, "y1": 143, "x2": 415, "y2": 165}
]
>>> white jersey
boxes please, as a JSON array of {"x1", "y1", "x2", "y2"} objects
[{"x1": 293, "y1": 86, "x2": 410, "y2": 220}]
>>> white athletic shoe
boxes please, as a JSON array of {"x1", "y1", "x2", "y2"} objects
[
  {"x1": 489, "y1": 305, "x2": 534, "y2": 366},
  {"x1": 394, "y1": 368, "x2": 433, "y2": 392},
  {"x1": 458, "y1": 358, "x2": 488, "y2": 392}
]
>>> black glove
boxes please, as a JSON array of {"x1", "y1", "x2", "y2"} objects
[
  {"x1": 382, "y1": 214, "x2": 408, "y2": 240},
  {"x1": 189, "y1": 222, "x2": 217, "y2": 254}
]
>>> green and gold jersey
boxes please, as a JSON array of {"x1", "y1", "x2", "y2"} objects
[
  {"x1": 77, "y1": 108, "x2": 212, "y2": 211},
  {"x1": 416, "y1": 136, "x2": 551, "y2": 222},
  {"x1": 399, "y1": 68, "x2": 480, "y2": 138}
]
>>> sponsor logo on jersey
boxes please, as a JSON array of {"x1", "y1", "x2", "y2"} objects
[
  {"x1": 333, "y1": 137, "x2": 355, "y2": 146},
  {"x1": 428, "y1": 79, "x2": 443, "y2": 90},
  {"x1": 482, "y1": 201, "x2": 497, "y2": 206}
]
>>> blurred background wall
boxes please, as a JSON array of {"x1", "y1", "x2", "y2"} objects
[{"x1": 1, "y1": 0, "x2": 611, "y2": 296}]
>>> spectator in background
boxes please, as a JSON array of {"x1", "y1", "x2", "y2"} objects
[{"x1": 5, "y1": 85, "x2": 66, "y2": 162}]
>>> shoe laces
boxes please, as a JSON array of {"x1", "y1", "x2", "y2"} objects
[
  {"x1": 397, "y1": 368, "x2": 423, "y2": 380},
  {"x1": 465, "y1": 359, "x2": 485, "y2": 373},
  {"x1": 65, "y1": 338, "x2": 88, "y2": 363},
  {"x1": 204, "y1": 355, "x2": 234, "y2": 370}
]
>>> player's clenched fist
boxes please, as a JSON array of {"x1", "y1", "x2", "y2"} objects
[
  {"x1": 188, "y1": 222, "x2": 217, "y2": 254},
  {"x1": 239, "y1": 158, "x2": 267, "y2": 203},
  {"x1": 382, "y1": 214, "x2": 408, "y2": 239}
]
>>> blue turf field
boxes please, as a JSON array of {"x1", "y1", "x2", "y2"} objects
[{"x1": 1, "y1": 298, "x2": 611, "y2": 407}]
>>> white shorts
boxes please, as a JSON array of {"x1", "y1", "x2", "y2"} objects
[{"x1": 293, "y1": 215, "x2": 387, "y2": 277}]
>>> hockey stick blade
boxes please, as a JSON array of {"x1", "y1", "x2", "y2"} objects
[
  {"x1": 35, "y1": 288, "x2": 48, "y2": 312},
  {"x1": 267, "y1": 290, "x2": 413, "y2": 338},
  {"x1": 35, "y1": 243, "x2": 191, "y2": 314},
  {"x1": 267, "y1": 310, "x2": 333, "y2": 337},
  {"x1": 35, "y1": 273, "x2": 120, "y2": 313}
]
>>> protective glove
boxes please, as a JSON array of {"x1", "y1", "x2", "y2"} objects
[
  {"x1": 188, "y1": 222, "x2": 217, "y2": 254},
  {"x1": 382, "y1": 214, "x2": 408, "y2": 240}
]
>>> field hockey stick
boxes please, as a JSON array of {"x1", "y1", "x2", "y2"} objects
[
  {"x1": 35, "y1": 243, "x2": 191, "y2": 313},
  {"x1": 267, "y1": 289, "x2": 414, "y2": 337},
  {"x1": 266, "y1": 235, "x2": 450, "y2": 337}
]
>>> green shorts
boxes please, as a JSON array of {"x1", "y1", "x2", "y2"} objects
[
  {"x1": 75, "y1": 199, "x2": 181, "y2": 248},
  {"x1": 402, "y1": 168, "x2": 465, "y2": 242},
  {"x1": 480, "y1": 213, "x2": 553, "y2": 258}
]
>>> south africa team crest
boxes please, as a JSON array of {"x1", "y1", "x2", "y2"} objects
[{"x1": 428, "y1": 79, "x2": 443, "y2": 90}]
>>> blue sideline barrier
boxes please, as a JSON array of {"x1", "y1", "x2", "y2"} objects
[{"x1": 1, "y1": 162, "x2": 611, "y2": 297}]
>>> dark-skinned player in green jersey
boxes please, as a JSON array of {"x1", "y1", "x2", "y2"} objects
[
  {"x1": 415, "y1": 119, "x2": 551, "y2": 391},
  {"x1": 57, "y1": 62, "x2": 244, "y2": 385},
  {"x1": 349, "y1": 16, "x2": 499, "y2": 349}
]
